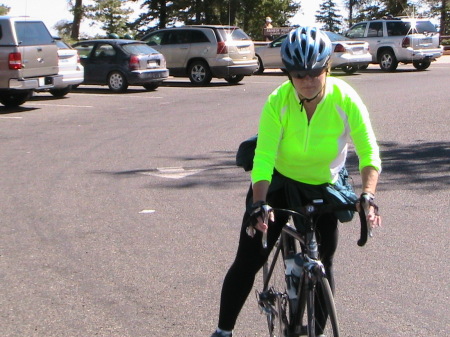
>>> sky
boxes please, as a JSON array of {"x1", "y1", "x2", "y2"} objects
[{"x1": 1, "y1": 0, "x2": 346, "y2": 36}]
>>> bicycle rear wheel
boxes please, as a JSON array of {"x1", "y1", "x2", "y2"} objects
[
  {"x1": 306, "y1": 275, "x2": 340, "y2": 337},
  {"x1": 261, "y1": 233, "x2": 298, "y2": 337}
]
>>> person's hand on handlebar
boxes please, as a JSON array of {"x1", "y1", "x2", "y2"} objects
[
  {"x1": 358, "y1": 193, "x2": 381, "y2": 229},
  {"x1": 247, "y1": 201, "x2": 275, "y2": 238}
]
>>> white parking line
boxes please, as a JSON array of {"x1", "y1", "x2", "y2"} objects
[
  {"x1": 29, "y1": 103, "x2": 93, "y2": 108},
  {"x1": 140, "y1": 166, "x2": 206, "y2": 179},
  {"x1": 71, "y1": 93, "x2": 164, "y2": 98},
  {"x1": 139, "y1": 209, "x2": 156, "y2": 214},
  {"x1": 161, "y1": 87, "x2": 230, "y2": 91},
  {"x1": 0, "y1": 116, "x2": 23, "y2": 119}
]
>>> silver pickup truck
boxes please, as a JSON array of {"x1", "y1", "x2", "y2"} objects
[{"x1": 0, "y1": 16, "x2": 63, "y2": 107}]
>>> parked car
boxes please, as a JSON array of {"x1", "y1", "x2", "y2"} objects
[
  {"x1": 345, "y1": 17, "x2": 443, "y2": 71},
  {"x1": 37, "y1": 36, "x2": 84, "y2": 97},
  {"x1": 141, "y1": 25, "x2": 258, "y2": 85},
  {"x1": 72, "y1": 39, "x2": 169, "y2": 92},
  {"x1": 254, "y1": 31, "x2": 371, "y2": 74},
  {"x1": 324, "y1": 31, "x2": 372, "y2": 73},
  {"x1": 0, "y1": 16, "x2": 63, "y2": 107}
]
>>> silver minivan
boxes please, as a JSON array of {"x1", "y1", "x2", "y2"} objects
[
  {"x1": 142, "y1": 25, "x2": 257, "y2": 85},
  {"x1": 0, "y1": 16, "x2": 62, "y2": 107}
]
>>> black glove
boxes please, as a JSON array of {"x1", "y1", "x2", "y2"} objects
[{"x1": 249, "y1": 201, "x2": 273, "y2": 227}]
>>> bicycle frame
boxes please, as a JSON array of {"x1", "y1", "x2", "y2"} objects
[{"x1": 257, "y1": 201, "x2": 369, "y2": 337}]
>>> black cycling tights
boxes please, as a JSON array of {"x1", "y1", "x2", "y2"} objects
[{"x1": 217, "y1": 186, "x2": 339, "y2": 331}]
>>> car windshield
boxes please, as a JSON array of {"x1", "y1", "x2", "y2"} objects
[
  {"x1": 407, "y1": 20, "x2": 438, "y2": 33},
  {"x1": 15, "y1": 21, "x2": 54, "y2": 45},
  {"x1": 122, "y1": 43, "x2": 159, "y2": 55},
  {"x1": 388, "y1": 20, "x2": 438, "y2": 35},
  {"x1": 325, "y1": 31, "x2": 348, "y2": 42},
  {"x1": 217, "y1": 28, "x2": 250, "y2": 41}
]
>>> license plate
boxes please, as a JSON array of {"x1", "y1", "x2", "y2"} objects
[
  {"x1": 421, "y1": 38, "x2": 432, "y2": 44},
  {"x1": 239, "y1": 46, "x2": 250, "y2": 52},
  {"x1": 147, "y1": 61, "x2": 158, "y2": 68}
]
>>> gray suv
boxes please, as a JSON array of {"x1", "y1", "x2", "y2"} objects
[
  {"x1": 141, "y1": 25, "x2": 257, "y2": 85},
  {"x1": 0, "y1": 16, "x2": 63, "y2": 107},
  {"x1": 345, "y1": 18, "x2": 443, "y2": 71}
]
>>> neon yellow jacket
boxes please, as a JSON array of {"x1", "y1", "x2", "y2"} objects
[{"x1": 251, "y1": 77, "x2": 381, "y2": 185}]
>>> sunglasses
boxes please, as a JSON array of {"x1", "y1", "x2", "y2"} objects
[{"x1": 290, "y1": 67, "x2": 327, "y2": 79}]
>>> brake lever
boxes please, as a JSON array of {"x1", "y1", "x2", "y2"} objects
[{"x1": 261, "y1": 204, "x2": 271, "y2": 249}]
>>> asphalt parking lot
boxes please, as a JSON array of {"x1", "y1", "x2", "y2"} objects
[{"x1": 1, "y1": 59, "x2": 449, "y2": 337}]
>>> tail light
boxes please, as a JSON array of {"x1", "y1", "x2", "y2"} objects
[
  {"x1": 217, "y1": 41, "x2": 228, "y2": 54},
  {"x1": 129, "y1": 55, "x2": 139, "y2": 70},
  {"x1": 402, "y1": 37, "x2": 411, "y2": 48},
  {"x1": 334, "y1": 44, "x2": 346, "y2": 53},
  {"x1": 9, "y1": 52, "x2": 22, "y2": 70}
]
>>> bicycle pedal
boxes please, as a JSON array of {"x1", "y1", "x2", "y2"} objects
[
  {"x1": 293, "y1": 325, "x2": 307, "y2": 336},
  {"x1": 258, "y1": 304, "x2": 272, "y2": 315}
]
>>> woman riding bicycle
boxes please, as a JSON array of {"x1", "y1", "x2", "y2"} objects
[{"x1": 210, "y1": 26, "x2": 382, "y2": 337}]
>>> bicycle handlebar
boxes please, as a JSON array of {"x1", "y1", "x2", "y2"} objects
[{"x1": 269, "y1": 202, "x2": 370, "y2": 247}]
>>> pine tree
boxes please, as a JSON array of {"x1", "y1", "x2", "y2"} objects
[
  {"x1": 0, "y1": 4, "x2": 10, "y2": 15},
  {"x1": 316, "y1": 0, "x2": 343, "y2": 32},
  {"x1": 84, "y1": 0, "x2": 134, "y2": 36}
]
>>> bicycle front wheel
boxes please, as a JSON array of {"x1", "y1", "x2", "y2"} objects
[
  {"x1": 262, "y1": 234, "x2": 298, "y2": 337},
  {"x1": 306, "y1": 275, "x2": 340, "y2": 337}
]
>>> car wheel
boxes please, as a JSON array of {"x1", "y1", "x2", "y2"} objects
[
  {"x1": 225, "y1": 75, "x2": 244, "y2": 84},
  {"x1": 143, "y1": 82, "x2": 160, "y2": 91},
  {"x1": 49, "y1": 86, "x2": 72, "y2": 97},
  {"x1": 108, "y1": 71, "x2": 128, "y2": 92},
  {"x1": 188, "y1": 61, "x2": 212, "y2": 85},
  {"x1": 254, "y1": 55, "x2": 264, "y2": 74},
  {"x1": 0, "y1": 91, "x2": 32, "y2": 107},
  {"x1": 413, "y1": 60, "x2": 431, "y2": 70},
  {"x1": 378, "y1": 50, "x2": 398, "y2": 71},
  {"x1": 341, "y1": 65, "x2": 358, "y2": 74}
]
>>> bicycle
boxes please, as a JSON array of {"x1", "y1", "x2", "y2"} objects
[{"x1": 256, "y1": 199, "x2": 372, "y2": 337}]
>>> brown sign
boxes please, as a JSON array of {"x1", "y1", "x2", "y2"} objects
[{"x1": 264, "y1": 27, "x2": 293, "y2": 36}]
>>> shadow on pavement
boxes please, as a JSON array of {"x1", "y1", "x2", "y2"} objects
[
  {"x1": 106, "y1": 141, "x2": 450, "y2": 191},
  {"x1": 349, "y1": 141, "x2": 450, "y2": 191}
]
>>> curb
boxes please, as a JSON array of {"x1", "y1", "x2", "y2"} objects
[{"x1": 436, "y1": 54, "x2": 450, "y2": 63}]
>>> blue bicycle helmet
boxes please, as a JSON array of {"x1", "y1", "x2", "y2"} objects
[{"x1": 281, "y1": 26, "x2": 332, "y2": 72}]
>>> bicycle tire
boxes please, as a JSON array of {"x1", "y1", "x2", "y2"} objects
[
  {"x1": 306, "y1": 276, "x2": 340, "y2": 337},
  {"x1": 262, "y1": 233, "x2": 298, "y2": 337}
]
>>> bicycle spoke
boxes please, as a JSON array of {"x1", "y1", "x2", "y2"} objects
[
  {"x1": 259, "y1": 233, "x2": 301, "y2": 337},
  {"x1": 306, "y1": 276, "x2": 340, "y2": 337}
]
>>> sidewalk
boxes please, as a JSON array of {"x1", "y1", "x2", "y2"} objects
[{"x1": 436, "y1": 54, "x2": 450, "y2": 63}]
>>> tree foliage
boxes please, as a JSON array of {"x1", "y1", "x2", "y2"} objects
[
  {"x1": 130, "y1": 0, "x2": 299, "y2": 40},
  {"x1": 68, "y1": 0, "x2": 299, "y2": 40},
  {"x1": 0, "y1": 4, "x2": 10, "y2": 15},
  {"x1": 344, "y1": 0, "x2": 448, "y2": 35},
  {"x1": 85, "y1": 0, "x2": 134, "y2": 36},
  {"x1": 65, "y1": 0, "x2": 448, "y2": 41},
  {"x1": 316, "y1": 0, "x2": 343, "y2": 32}
]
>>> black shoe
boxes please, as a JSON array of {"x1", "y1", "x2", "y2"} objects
[{"x1": 210, "y1": 331, "x2": 232, "y2": 337}]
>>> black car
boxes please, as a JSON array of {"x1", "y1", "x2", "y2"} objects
[{"x1": 72, "y1": 39, "x2": 169, "y2": 92}]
